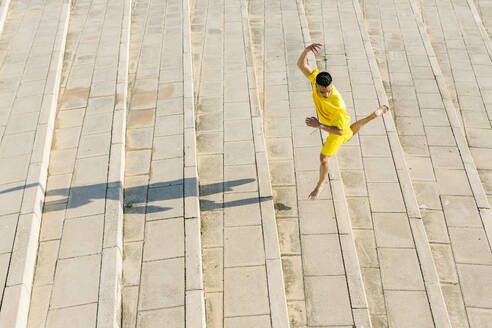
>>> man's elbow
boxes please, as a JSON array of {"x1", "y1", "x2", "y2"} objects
[{"x1": 336, "y1": 129, "x2": 344, "y2": 136}]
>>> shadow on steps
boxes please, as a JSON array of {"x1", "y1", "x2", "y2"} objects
[{"x1": 0, "y1": 178, "x2": 271, "y2": 214}]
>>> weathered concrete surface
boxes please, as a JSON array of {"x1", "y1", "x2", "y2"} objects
[
  {"x1": 26, "y1": 0, "x2": 131, "y2": 325},
  {"x1": 304, "y1": 0, "x2": 450, "y2": 326},
  {"x1": 0, "y1": 0, "x2": 70, "y2": 325},
  {"x1": 191, "y1": 0, "x2": 290, "y2": 326},
  {"x1": 120, "y1": 0, "x2": 205, "y2": 326},
  {"x1": 361, "y1": 0, "x2": 492, "y2": 325}
]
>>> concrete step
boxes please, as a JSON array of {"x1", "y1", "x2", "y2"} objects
[
  {"x1": 191, "y1": 0, "x2": 290, "y2": 326},
  {"x1": 360, "y1": 0, "x2": 492, "y2": 325},
  {"x1": 121, "y1": 0, "x2": 206, "y2": 326},
  {"x1": 0, "y1": 0, "x2": 70, "y2": 325},
  {"x1": 25, "y1": 0, "x2": 131, "y2": 325}
]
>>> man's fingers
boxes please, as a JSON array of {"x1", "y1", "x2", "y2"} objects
[
  {"x1": 312, "y1": 43, "x2": 323, "y2": 52},
  {"x1": 309, "y1": 44, "x2": 321, "y2": 54},
  {"x1": 305, "y1": 117, "x2": 319, "y2": 128}
]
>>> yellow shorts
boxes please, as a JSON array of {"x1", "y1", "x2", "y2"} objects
[{"x1": 321, "y1": 128, "x2": 354, "y2": 156}]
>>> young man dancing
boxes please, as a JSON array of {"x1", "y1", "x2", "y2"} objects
[{"x1": 298, "y1": 43, "x2": 389, "y2": 199}]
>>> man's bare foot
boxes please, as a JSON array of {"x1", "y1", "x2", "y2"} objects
[
  {"x1": 374, "y1": 105, "x2": 389, "y2": 117},
  {"x1": 308, "y1": 186, "x2": 322, "y2": 200}
]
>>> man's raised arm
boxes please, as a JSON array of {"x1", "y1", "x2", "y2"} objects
[{"x1": 297, "y1": 43, "x2": 323, "y2": 77}]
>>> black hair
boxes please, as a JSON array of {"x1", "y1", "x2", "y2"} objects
[{"x1": 316, "y1": 71, "x2": 332, "y2": 87}]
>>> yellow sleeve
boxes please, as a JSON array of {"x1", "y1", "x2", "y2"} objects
[{"x1": 307, "y1": 68, "x2": 319, "y2": 85}]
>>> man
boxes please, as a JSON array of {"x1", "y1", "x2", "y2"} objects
[{"x1": 298, "y1": 43, "x2": 389, "y2": 199}]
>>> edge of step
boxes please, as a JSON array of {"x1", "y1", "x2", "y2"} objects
[
  {"x1": 0, "y1": 1, "x2": 71, "y2": 327},
  {"x1": 351, "y1": 0, "x2": 454, "y2": 326},
  {"x1": 464, "y1": 0, "x2": 492, "y2": 257},
  {"x1": 407, "y1": 0, "x2": 492, "y2": 259},
  {"x1": 464, "y1": 0, "x2": 492, "y2": 64},
  {"x1": 462, "y1": 0, "x2": 492, "y2": 207},
  {"x1": 242, "y1": 0, "x2": 291, "y2": 326},
  {"x1": 96, "y1": 0, "x2": 132, "y2": 325},
  {"x1": 0, "y1": 0, "x2": 11, "y2": 36},
  {"x1": 183, "y1": 0, "x2": 207, "y2": 325}
]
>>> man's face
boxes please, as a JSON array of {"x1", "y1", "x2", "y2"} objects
[{"x1": 316, "y1": 83, "x2": 333, "y2": 98}]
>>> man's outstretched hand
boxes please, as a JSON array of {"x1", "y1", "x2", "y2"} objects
[
  {"x1": 298, "y1": 43, "x2": 323, "y2": 77},
  {"x1": 305, "y1": 116, "x2": 321, "y2": 128},
  {"x1": 306, "y1": 43, "x2": 323, "y2": 54}
]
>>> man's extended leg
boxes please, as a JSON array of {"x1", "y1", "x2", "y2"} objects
[
  {"x1": 308, "y1": 153, "x2": 330, "y2": 200},
  {"x1": 350, "y1": 105, "x2": 389, "y2": 135}
]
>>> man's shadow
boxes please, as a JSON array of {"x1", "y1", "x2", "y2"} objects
[{"x1": 0, "y1": 178, "x2": 271, "y2": 214}]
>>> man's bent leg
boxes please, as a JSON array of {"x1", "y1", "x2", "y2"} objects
[
  {"x1": 309, "y1": 153, "x2": 330, "y2": 200},
  {"x1": 350, "y1": 105, "x2": 389, "y2": 135}
]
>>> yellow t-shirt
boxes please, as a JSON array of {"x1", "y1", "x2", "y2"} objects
[{"x1": 307, "y1": 69, "x2": 351, "y2": 136}]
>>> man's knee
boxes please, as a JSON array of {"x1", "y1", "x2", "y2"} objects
[{"x1": 319, "y1": 153, "x2": 330, "y2": 165}]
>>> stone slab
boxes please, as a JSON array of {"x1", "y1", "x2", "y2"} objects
[
  {"x1": 138, "y1": 258, "x2": 185, "y2": 310},
  {"x1": 223, "y1": 266, "x2": 270, "y2": 317},
  {"x1": 304, "y1": 276, "x2": 353, "y2": 326},
  {"x1": 51, "y1": 254, "x2": 101, "y2": 309}
]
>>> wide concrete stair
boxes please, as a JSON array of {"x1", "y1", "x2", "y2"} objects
[
  {"x1": 120, "y1": 0, "x2": 205, "y2": 326},
  {"x1": 360, "y1": 0, "x2": 492, "y2": 326},
  {"x1": 23, "y1": 0, "x2": 131, "y2": 325},
  {"x1": 0, "y1": 0, "x2": 70, "y2": 325},
  {"x1": 1, "y1": 0, "x2": 491, "y2": 325},
  {"x1": 245, "y1": 0, "x2": 455, "y2": 326},
  {"x1": 247, "y1": 0, "x2": 371, "y2": 326},
  {"x1": 190, "y1": 0, "x2": 290, "y2": 326},
  {"x1": 418, "y1": 0, "x2": 492, "y2": 212}
]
